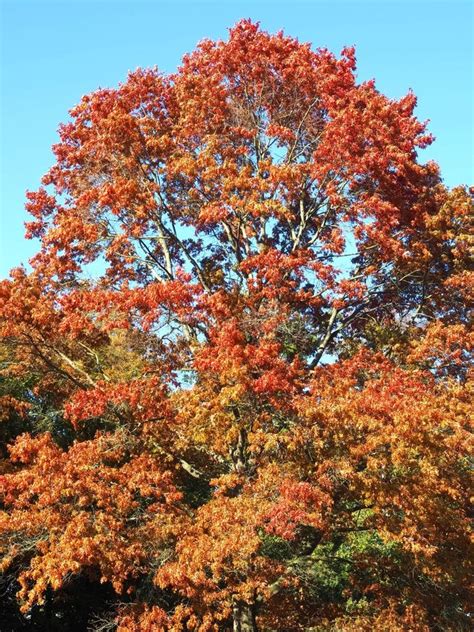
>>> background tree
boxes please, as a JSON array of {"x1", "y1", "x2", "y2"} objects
[{"x1": 0, "y1": 20, "x2": 472, "y2": 631}]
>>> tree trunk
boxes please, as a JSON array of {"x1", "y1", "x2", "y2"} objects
[{"x1": 232, "y1": 601, "x2": 257, "y2": 632}]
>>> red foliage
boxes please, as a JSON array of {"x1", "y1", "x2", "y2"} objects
[{"x1": 0, "y1": 20, "x2": 471, "y2": 631}]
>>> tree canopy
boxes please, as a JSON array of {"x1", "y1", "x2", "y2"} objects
[{"x1": 0, "y1": 19, "x2": 472, "y2": 632}]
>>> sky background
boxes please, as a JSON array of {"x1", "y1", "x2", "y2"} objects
[{"x1": 1, "y1": 0, "x2": 473, "y2": 277}]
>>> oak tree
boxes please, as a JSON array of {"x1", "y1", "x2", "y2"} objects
[{"x1": 0, "y1": 20, "x2": 472, "y2": 631}]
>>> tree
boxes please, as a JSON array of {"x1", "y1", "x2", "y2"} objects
[{"x1": 0, "y1": 20, "x2": 472, "y2": 631}]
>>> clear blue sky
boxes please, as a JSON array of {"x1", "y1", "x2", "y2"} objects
[{"x1": 1, "y1": 0, "x2": 472, "y2": 277}]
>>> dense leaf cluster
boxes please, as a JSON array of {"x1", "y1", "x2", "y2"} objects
[{"x1": 0, "y1": 20, "x2": 472, "y2": 631}]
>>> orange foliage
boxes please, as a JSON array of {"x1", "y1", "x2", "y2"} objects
[{"x1": 0, "y1": 20, "x2": 472, "y2": 631}]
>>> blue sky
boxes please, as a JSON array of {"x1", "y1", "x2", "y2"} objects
[{"x1": 1, "y1": 0, "x2": 472, "y2": 277}]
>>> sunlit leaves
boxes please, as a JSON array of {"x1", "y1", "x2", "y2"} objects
[{"x1": 0, "y1": 18, "x2": 471, "y2": 632}]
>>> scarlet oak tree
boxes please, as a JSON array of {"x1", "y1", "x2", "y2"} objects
[{"x1": 0, "y1": 20, "x2": 472, "y2": 631}]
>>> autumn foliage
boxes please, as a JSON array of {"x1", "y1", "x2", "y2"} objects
[{"x1": 0, "y1": 20, "x2": 472, "y2": 631}]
